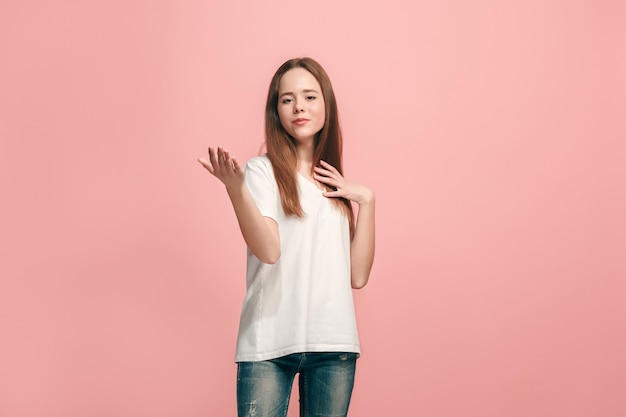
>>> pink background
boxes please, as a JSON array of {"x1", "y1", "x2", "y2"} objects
[{"x1": 1, "y1": 1, "x2": 625, "y2": 416}]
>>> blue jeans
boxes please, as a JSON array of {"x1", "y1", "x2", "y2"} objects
[{"x1": 237, "y1": 352, "x2": 358, "y2": 417}]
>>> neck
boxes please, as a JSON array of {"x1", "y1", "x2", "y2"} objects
[{"x1": 295, "y1": 139, "x2": 314, "y2": 174}]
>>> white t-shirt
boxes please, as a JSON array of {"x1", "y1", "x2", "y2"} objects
[{"x1": 235, "y1": 155, "x2": 360, "y2": 362}]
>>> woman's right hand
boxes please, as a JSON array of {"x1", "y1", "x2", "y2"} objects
[
  {"x1": 198, "y1": 147, "x2": 245, "y2": 190},
  {"x1": 198, "y1": 146, "x2": 280, "y2": 264}
]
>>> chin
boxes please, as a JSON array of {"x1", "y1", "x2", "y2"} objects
[{"x1": 291, "y1": 133, "x2": 316, "y2": 144}]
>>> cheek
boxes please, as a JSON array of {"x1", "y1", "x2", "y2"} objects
[
  {"x1": 277, "y1": 106, "x2": 290, "y2": 126},
  {"x1": 315, "y1": 102, "x2": 326, "y2": 124}
]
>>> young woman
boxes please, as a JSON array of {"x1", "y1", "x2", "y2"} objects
[{"x1": 198, "y1": 57, "x2": 375, "y2": 417}]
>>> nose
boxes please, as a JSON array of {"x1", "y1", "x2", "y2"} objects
[{"x1": 293, "y1": 100, "x2": 304, "y2": 114}]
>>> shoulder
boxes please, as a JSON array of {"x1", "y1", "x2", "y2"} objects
[
  {"x1": 245, "y1": 154, "x2": 272, "y2": 171},
  {"x1": 245, "y1": 154, "x2": 275, "y2": 185}
]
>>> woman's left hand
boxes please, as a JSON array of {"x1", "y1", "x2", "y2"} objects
[{"x1": 313, "y1": 160, "x2": 374, "y2": 205}]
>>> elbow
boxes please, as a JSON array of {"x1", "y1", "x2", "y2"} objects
[
  {"x1": 350, "y1": 260, "x2": 373, "y2": 289},
  {"x1": 264, "y1": 254, "x2": 280, "y2": 265},
  {"x1": 249, "y1": 238, "x2": 281, "y2": 264},
  {"x1": 351, "y1": 274, "x2": 369, "y2": 290},
  {"x1": 259, "y1": 249, "x2": 281, "y2": 265},
  {"x1": 351, "y1": 281, "x2": 367, "y2": 290}
]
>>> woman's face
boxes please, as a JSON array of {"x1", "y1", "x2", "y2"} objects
[{"x1": 277, "y1": 68, "x2": 326, "y2": 145}]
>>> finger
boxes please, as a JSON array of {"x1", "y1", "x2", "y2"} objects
[
  {"x1": 322, "y1": 190, "x2": 343, "y2": 198},
  {"x1": 209, "y1": 147, "x2": 220, "y2": 172},
  {"x1": 223, "y1": 150, "x2": 237, "y2": 173},
  {"x1": 197, "y1": 157, "x2": 216, "y2": 174},
  {"x1": 314, "y1": 172, "x2": 341, "y2": 188},
  {"x1": 221, "y1": 149, "x2": 228, "y2": 164},
  {"x1": 320, "y1": 160, "x2": 340, "y2": 174},
  {"x1": 316, "y1": 164, "x2": 343, "y2": 181},
  {"x1": 313, "y1": 166, "x2": 332, "y2": 176},
  {"x1": 313, "y1": 167, "x2": 339, "y2": 182},
  {"x1": 208, "y1": 148, "x2": 222, "y2": 174},
  {"x1": 217, "y1": 147, "x2": 230, "y2": 173},
  {"x1": 232, "y1": 157, "x2": 243, "y2": 175}
]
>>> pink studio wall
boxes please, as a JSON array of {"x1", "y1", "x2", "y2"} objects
[{"x1": 1, "y1": 1, "x2": 624, "y2": 416}]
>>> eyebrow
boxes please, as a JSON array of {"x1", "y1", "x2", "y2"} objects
[{"x1": 279, "y1": 89, "x2": 320, "y2": 98}]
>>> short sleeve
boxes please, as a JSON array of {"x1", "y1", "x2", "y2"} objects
[{"x1": 245, "y1": 156, "x2": 279, "y2": 221}]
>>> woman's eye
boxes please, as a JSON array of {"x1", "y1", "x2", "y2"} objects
[
  {"x1": 306, "y1": 96, "x2": 316, "y2": 101},
  {"x1": 282, "y1": 98, "x2": 293, "y2": 104}
]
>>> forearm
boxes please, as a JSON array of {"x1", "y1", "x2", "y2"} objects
[
  {"x1": 350, "y1": 197, "x2": 375, "y2": 289},
  {"x1": 227, "y1": 184, "x2": 280, "y2": 264}
]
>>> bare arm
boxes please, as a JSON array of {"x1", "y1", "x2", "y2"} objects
[
  {"x1": 348, "y1": 195, "x2": 375, "y2": 289},
  {"x1": 314, "y1": 160, "x2": 375, "y2": 289},
  {"x1": 198, "y1": 147, "x2": 280, "y2": 264}
]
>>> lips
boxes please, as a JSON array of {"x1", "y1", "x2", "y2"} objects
[{"x1": 293, "y1": 118, "x2": 309, "y2": 126}]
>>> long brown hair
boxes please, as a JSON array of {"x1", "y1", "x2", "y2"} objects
[{"x1": 265, "y1": 57, "x2": 355, "y2": 237}]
